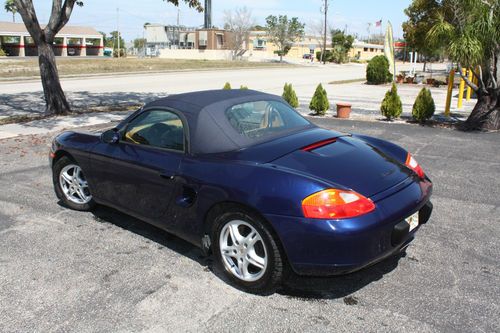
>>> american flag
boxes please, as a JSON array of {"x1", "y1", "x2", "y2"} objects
[{"x1": 375, "y1": 19, "x2": 382, "y2": 27}]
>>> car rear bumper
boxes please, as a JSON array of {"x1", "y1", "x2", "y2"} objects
[{"x1": 264, "y1": 178, "x2": 433, "y2": 276}]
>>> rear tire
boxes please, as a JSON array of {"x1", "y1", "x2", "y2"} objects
[
  {"x1": 212, "y1": 207, "x2": 283, "y2": 294},
  {"x1": 53, "y1": 156, "x2": 95, "y2": 211}
]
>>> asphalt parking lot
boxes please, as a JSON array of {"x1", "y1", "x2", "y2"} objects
[{"x1": 0, "y1": 118, "x2": 498, "y2": 332}]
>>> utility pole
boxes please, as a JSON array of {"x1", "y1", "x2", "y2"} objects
[
  {"x1": 117, "y1": 7, "x2": 120, "y2": 59},
  {"x1": 320, "y1": 0, "x2": 329, "y2": 64}
]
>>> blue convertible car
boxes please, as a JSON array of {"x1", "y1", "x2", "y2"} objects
[{"x1": 50, "y1": 89, "x2": 433, "y2": 292}]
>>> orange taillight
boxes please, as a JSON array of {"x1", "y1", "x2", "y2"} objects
[
  {"x1": 405, "y1": 153, "x2": 425, "y2": 178},
  {"x1": 302, "y1": 189, "x2": 375, "y2": 219}
]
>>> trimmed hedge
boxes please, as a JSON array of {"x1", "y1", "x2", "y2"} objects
[
  {"x1": 282, "y1": 83, "x2": 299, "y2": 108},
  {"x1": 412, "y1": 87, "x2": 435, "y2": 122},
  {"x1": 309, "y1": 83, "x2": 329, "y2": 115},
  {"x1": 223, "y1": 82, "x2": 232, "y2": 90},
  {"x1": 366, "y1": 55, "x2": 393, "y2": 84},
  {"x1": 381, "y1": 83, "x2": 402, "y2": 120}
]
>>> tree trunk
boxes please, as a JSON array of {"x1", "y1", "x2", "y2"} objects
[
  {"x1": 38, "y1": 42, "x2": 70, "y2": 115},
  {"x1": 462, "y1": 88, "x2": 500, "y2": 131}
]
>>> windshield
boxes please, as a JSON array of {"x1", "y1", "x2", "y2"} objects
[{"x1": 225, "y1": 100, "x2": 310, "y2": 140}]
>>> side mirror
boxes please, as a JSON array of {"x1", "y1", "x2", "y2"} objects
[{"x1": 101, "y1": 129, "x2": 120, "y2": 144}]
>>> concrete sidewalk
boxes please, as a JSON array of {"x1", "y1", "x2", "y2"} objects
[{"x1": 0, "y1": 111, "x2": 131, "y2": 140}]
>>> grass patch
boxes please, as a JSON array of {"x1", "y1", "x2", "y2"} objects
[{"x1": 0, "y1": 58, "x2": 292, "y2": 79}]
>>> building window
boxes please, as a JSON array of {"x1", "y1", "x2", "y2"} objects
[
  {"x1": 216, "y1": 34, "x2": 224, "y2": 48},
  {"x1": 364, "y1": 47, "x2": 368, "y2": 52}
]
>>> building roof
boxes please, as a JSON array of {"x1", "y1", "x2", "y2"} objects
[
  {"x1": 352, "y1": 41, "x2": 384, "y2": 49},
  {"x1": 0, "y1": 21, "x2": 102, "y2": 38}
]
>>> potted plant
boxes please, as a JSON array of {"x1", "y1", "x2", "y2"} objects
[{"x1": 336, "y1": 102, "x2": 352, "y2": 118}]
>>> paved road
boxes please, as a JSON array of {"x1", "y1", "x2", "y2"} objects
[
  {"x1": 3, "y1": 62, "x2": 471, "y2": 121},
  {"x1": 0, "y1": 118, "x2": 498, "y2": 332}
]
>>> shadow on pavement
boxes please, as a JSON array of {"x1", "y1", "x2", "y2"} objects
[
  {"x1": 89, "y1": 204, "x2": 208, "y2": 265},
  {"x1": 280, "y1": 253, "x2": 403, "y2": 300},
  {"x1": 0, "y1": 91, "x2": 164, "y2": 117},
  {"x1": 87, "y1": 204, "x2": 403, "y2": 300}
]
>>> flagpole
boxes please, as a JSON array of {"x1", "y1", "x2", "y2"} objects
[{"x1": 380, "y1": 18, "x2": 383, "y2": 40}]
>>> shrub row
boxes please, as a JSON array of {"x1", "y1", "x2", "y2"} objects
[
  {"x1": 380, "y1": 84, "x2": 435, "y2": 122},
  {"x1": 222, "y1": 81, "x2": 436, "y2": 122}
]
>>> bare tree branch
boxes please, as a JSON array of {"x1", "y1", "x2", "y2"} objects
[
  {"x1": 45, "y1": 0, "x2": 77, "y2": 42},
  {"x1": 14, "y1": 0, "x2": 43, "y2": 43},
  {"x1": 224, "y1": 7, "x2": 254, "y2": 60}
]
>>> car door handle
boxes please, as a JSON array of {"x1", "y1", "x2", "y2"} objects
[{"x1": 159, "y1": 172, "x2": 176, "y2": 180}]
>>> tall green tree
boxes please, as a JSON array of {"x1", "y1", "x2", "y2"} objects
[
  {"x1": 13, "y1": 0, "x2": 202, "y2": 115},
  {"x1": 265, "y1": 15, "x2": 305, "y2": 62},
  {"x1": 108, "y1": 31, "x2": 125, "y2": 50},
  {"x1": 330, "y1": 29, "x2": 354, "y2": 63},
  {"x1": 133, "y1": 38, "x2": 146, "y2": 49},
  {"x1": 426, "y1": 0, "x2": 499, "y2": 130},
  {"x1": 403, "y1": 0, "x2": 443, "y2": 70},
  {"x1": 4, "y1": 0, "x2": 17, "y2": 22}
]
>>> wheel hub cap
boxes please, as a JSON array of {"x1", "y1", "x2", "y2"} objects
[
  {"x1": 59, "y1": 164, "x2": 92, "y2": 205},
  {"x1": 219, "y1": 220, "x2": 268, "y2": 282}
]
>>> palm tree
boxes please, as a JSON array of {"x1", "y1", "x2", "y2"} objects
[
  {"x1": 427, "y1": 0, "x2": 499, "y2": 130},
  {"x1": 4, "y1": 0, "x2": 17, "y2": 23}
]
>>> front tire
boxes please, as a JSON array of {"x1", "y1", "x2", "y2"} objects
[
  {"x1": 53, "y1": 156, "x2": 95, "y2": 211},
  {"x1": 212, "y1": 208, "x2": 283, "y2": 294}
]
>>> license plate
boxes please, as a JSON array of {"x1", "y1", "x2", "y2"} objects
[{"x1": 406, "y1": 211, "x2": 419, "y2": 232}]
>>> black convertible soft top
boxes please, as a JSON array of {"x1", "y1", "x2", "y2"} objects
[{"x1": 141, "y1": 89, "x2": 314, "y2": 154}]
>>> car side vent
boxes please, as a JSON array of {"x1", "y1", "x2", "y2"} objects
[{"x1": 301, "y1": 138, "x2": 337, "y2": 152}]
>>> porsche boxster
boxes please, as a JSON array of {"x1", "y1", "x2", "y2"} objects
[{"x1": 50, "y1": 89, "x2": 433, "y2": 292}]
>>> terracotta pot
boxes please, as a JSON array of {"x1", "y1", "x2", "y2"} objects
[{"x1": 336, "y1": 102, "x2": 352, "y2": 119}]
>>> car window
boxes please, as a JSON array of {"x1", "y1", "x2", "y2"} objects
[
  {"x1": 123, "y1": 110, "x2": 185, "y2": 151},
  {"x1": 225, "y1": 100, "x2": 310, "y2": 140}
]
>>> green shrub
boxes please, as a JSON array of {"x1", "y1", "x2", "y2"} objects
[
  {"x1": 113, "y1": 48, "x2": 126, "y2": 58},
  {"x1": 381, "y1": 83, "x2": 402, "y2": 120},
  {"x1": 366, "y1": 55, "x2": 393, "y2": 84},
  {"x1": 309, "y1": 83, "x2": 330, "y2": 115},
  {"x1": 282, "y1": 83, "x2": 299, "y2": 108},
  {"x1": 316, "y1": 50, "x2": 333, "y2": 62},
  {"x1": 240, "y1": 85, "x2": 248, "y2": 90},
  {"x1": 412, "y1": 87, "x2": 435, "y2": 122},
  {"x1": 223, "y1": 82, "x2": 232, "y2": 90}
]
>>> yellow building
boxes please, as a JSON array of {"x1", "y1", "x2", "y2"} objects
[
  {"x1": 248, "y1": 31, "x2": 385, "y2": 62},
  {"x1": 247, "y1": 31, "x2": 326, "y2": 60},
  {"x1": 349, "y1": 41, "x2": 384, "y2": 61}
]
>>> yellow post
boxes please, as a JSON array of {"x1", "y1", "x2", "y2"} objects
[
  {"x1": 445, "y1": 70, "x2": 455, "y2": 117},
  {"x1": 457, "y1": 68, "x2": 466, "y2": 109},
  {"x1": 466, "y1": 68, "x2": 473, "y2": 101}
]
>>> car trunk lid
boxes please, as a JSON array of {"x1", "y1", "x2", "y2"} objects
[{"x1": 270, "y1": 135, "x2": 412, "y2": 198}]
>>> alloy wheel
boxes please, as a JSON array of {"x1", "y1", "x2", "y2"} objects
[
  {"x1": 219, "y1": 220, "x2": 268, "y2": 282},
  {"x1": 59, "y1": 164, "x2": 92, "y2": 205}
]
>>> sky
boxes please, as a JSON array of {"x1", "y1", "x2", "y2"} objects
[{"x1": 0, "y1": 0, "x2": 413, "y2": 41}]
